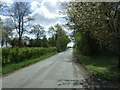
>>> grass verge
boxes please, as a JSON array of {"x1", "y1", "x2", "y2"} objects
[
  {"x1": 1, "y1": 52, "x2": 58, "y2": 76},
  {"x1": 74, "y1": 50, "x2": 120, "y2": 82}
]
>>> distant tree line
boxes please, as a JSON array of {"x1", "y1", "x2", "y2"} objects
[
  {"x1": 0, "y1": 2, "x2": 70, "y2": 52},
  {"x1": 1, "y1": 23, "x2": 70, "y2": 52}
]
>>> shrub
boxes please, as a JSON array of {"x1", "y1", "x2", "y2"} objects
[{"x1": 2, "y1": 47, "x2": 57, "y2": 66}]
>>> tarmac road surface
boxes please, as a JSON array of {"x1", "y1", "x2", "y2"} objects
[{"x1": 1, "y1": 48, "x2": 89, "y2": 88}]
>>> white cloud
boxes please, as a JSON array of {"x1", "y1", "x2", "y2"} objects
[
  {"x1": 1, "y1": 0, "x2": 14, "y2": 5},
  {"x1": 0, "y1": 15, "x2": 13, "y2": 26},
  {"x1": 30, "y1": 0, "x2": 63, "y2": 19},
  {"x1": 0, "y1": 15, "x2": 8, "y2": 20},
  {"x1": 40, "y1": 0, "x2": 61, "y2": 18},
  {"x1": 29, "y1": 0, "x2": 68, "y2": 32},
  {"x1": 31, "y1": 1, "x2": 40, "y2": 10}
]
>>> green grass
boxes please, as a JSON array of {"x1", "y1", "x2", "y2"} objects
[
  {"x1": 1, "y1": 52, "x2": 58, "y2": 76},
  {"x1": 74, "y1": 50, "x2": 120, "y2": 81}
]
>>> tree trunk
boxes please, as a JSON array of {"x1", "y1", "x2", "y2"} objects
[
  {"x1": 1, "y1": 38, "x2": 4, "y2": 47},
  {"x1": 5, "y1": 36, "x2": 8, "y2": 47},
  {"x1": 5, "y1": 40, "x2": 7, "y2": 47},
  {"x1": 19, "y1": 36, "x2": 22, "y2": 47},
  {"x1": 18, "y1": 15, "x2": 22, "y2": 47}
]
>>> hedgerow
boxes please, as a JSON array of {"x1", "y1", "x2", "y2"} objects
[{"x1": 2, "y1": 47, "x2": 57, "y2": 66}]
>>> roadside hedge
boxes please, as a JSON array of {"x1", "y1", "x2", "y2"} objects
[{"x1": 2, "y1": 47, "x2": 57, "y2": 66}]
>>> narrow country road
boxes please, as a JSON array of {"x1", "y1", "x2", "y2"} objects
[{"x1": 2, "y1": 48, "x2": 89, "y2": 88}]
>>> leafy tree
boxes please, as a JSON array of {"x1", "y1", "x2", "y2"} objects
[
  {"x1": 65, "y1": 2, "x2": 120, "y2": 68},
  {"x1": 48, "y1": 35, "x2": 56, "y2": 47},
  {"x1": 49, "y1": 24, "x2": 70, "y2": 51},
  {"x1": 30, "y1": 24, "x2": 45, "y2": 39},
  {"x1": 29, "y1": 24, "x2": 45, "y2": 47},
  {"x1": 48, "y1": 26, "x2": 56, "y2": 36},
  {"x1": 28, "y1": 39, "x2": 42, "y2": 47},
  {"x1": 22, "y1": 36, "x2": 30, "y2": 47},
  {"x1": 41, "y1": 36, "x2": 49, "y2": 47},
  {"x1": 48, "y1": 26, "x2": 57, "y2": 47},
  {"x1": 8, "y1": 38, "x2": 19, "y2": 47},
  {"x1": 56, "y1": 30, "x2": 70, "y2": 51},
  {"x1": 28, "y1": 39, "x2": 35, "y2": 47}
]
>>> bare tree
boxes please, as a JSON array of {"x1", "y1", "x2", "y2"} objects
[{"x1": 8, "y1": 2, "x2": 33, "y2": 47}]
